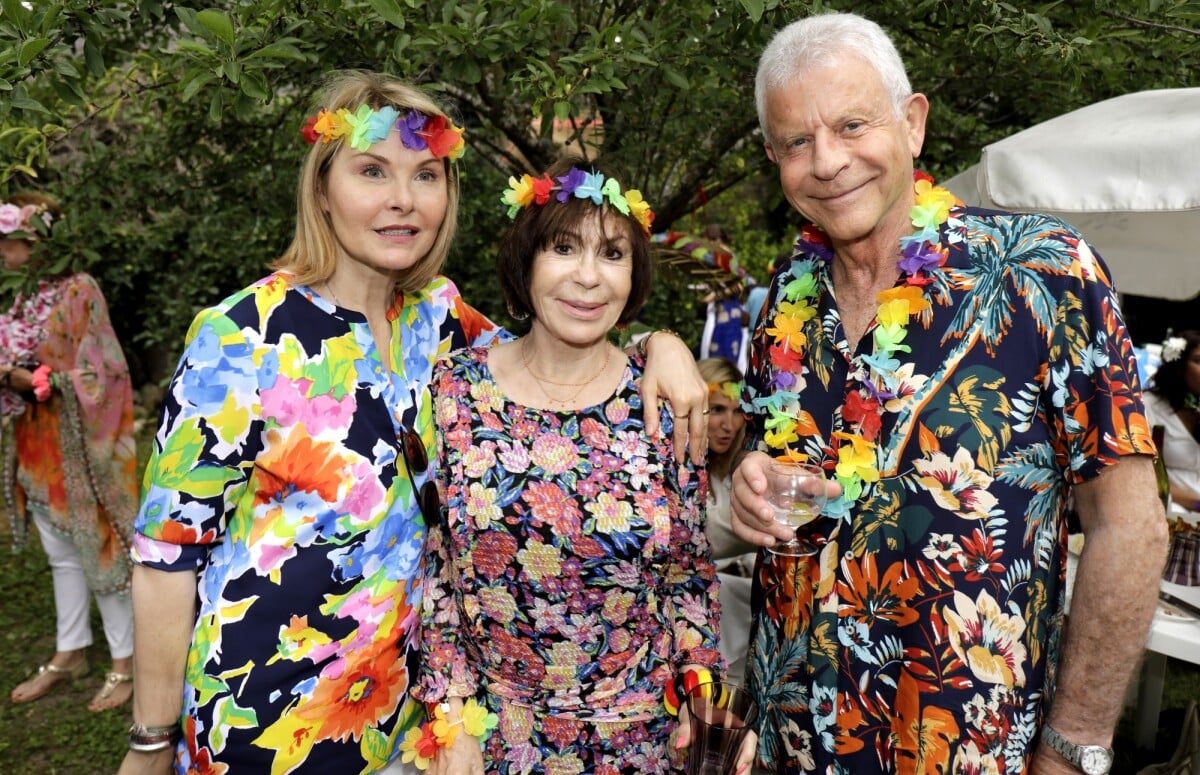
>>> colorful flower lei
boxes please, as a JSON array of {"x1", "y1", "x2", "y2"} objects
[
  {"x1": 300, "y1": 105, "x2": 466, "y2": 160},
  {"x1": 708, "y1": 380, "x2": 743, "y2": 402},
  {"x1": 398, "y1": 698, "x2": 498, "y2": 770},
  {"x1": 500, "y1": 166, "x2": 655, "y2": 235},
  {"x1": 758, "y1": 171, "x2": 958, "y2": 510},
  {"x1": 0, "y1": 201, "x2": 54, "y2": 240}
]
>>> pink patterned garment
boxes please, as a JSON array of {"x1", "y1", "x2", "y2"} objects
[
  {"x1": 415, "y1": 347, "x2": 723, "y2": 774},
  {"x1": 0, "y1": 279, "x2": 64, "y2": 415}
]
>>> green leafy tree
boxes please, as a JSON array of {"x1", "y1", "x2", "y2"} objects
[{"x1": 1, "y1": 0, "x2": 1197, "y2": 382}]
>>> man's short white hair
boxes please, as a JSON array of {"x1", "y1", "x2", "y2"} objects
[{"x1": 755, "y1": 12, "x2": 913, "y2": 147}]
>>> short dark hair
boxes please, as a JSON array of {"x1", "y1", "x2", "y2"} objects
[
  {"x1": 1151, "y1": 329, "x2": 1200, "y2": 409},
  {"x1": 498, "y1": 155, "x2": 652, "y2": 326}
]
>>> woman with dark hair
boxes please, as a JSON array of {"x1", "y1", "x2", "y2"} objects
[
  {"x1": 0, "y1": 192, "x2": 138, "y2": 712},
  {"x1": 413, "y1": 156, "x2": 748, "y2": 774},
  {"x1": 1146, "y1": 329, "x2": 1200, "y2": 511}
]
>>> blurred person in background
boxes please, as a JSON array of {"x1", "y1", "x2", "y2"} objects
[
  {"x1": 698, "y1": 357, "x2": 756, "y2": 686},
  {"x1": 1145, "y1": 330, "x2": 1200, "y2": 512},
  {"x1": 0, "y1": 192, "x2": 137, "y2": 713}
]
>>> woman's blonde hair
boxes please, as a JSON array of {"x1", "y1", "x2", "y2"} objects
[
  {"x1": 272, "y1": 71, "x2": 462, "y2": 292},
  {"x1": 698, "y1": 357, "x2": 746, "y2": 482}
]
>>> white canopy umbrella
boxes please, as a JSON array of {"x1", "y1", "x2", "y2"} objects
[{"x1": 943, "y1": 88, "x2": 1200, "y2": 300}]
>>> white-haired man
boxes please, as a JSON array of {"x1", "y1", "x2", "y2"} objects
[{"x1": 731, "y1": 11, "x2": 1168, "y2": 775}]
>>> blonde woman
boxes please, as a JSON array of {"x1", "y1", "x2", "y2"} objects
[{"x1": 698, "y1": 357, "x2": 756, "y2": 685}]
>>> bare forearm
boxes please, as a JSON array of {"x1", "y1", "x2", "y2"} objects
[
  {"x1": 1038, "y1": 457, "x2": 1168, "y2": 766},
  {"x1": 130, "y1": 564, "x2": 198, "y2": 725}
]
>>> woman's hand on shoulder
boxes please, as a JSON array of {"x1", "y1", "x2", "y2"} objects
[{"x1": 637, "y1": 331, "x2": 708, "y2": 464}]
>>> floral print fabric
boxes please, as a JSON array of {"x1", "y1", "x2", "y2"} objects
[
  {"x1": 0, "y1": 273, "x2": 137, "y2": 594},
  {"x1": 415, "y1": 347, "x2": 722, "y2": 774},
  {"x1": 742, "y1": 210, "x2": 1153, "y2": 773},
  {"x1": 132, "y1": 273, "x2": 501, "y2": 774}
]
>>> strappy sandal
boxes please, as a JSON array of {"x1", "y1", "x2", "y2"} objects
[
  {"x1": 10, "y1": 660, "x2": 90, "y2": 703},
  {"x1": 88, "y1": 670, "x2": 133, "y2": 712}
]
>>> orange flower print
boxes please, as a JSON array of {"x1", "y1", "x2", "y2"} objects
[
  {"x1": 839, "y1": 554, "x2": 920, "y2": 627},
  {"x1": 529, "y1": 432, "x2": 578, "y2": 476},
  {"x1": 300, "y1": 641, "x2": 408, "y2": 743},
  {"x1": 254, "y1": 428, "x2": 347, "y2": 508},
  {"x1": 893, "y1": 671, "x2": 957, "y2": 775},
  {"x1": 523, "y1": 481, "x2": 582, "y2": 535}
]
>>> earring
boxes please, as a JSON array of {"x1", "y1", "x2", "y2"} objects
[{"x1": 507, "y1": 303, "x2": 529, "y2": 321}]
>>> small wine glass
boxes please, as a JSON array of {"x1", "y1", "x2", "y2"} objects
[{"x1": 764, "y1": 460, "x2": 829, "y2": 557}]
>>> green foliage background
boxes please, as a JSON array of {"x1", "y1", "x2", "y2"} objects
[{"x1": 2, "y1": 0, "x2": 1199, "y2": 383}]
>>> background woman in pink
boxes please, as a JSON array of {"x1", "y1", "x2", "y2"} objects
[{"x1": 0, "y1": 192, "x2": 138, "y2": 712}]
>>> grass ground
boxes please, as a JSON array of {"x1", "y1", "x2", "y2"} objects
[{"x1": 1, "y1": 522, "x2": 1196, "y2": 773}]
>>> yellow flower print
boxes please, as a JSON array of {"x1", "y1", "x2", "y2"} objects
[
  {"x1": 602, "y1": 590, "x2": 635, "y2": 626},
  {"x1": 546, "y1": 754, "x2": 587, "y2": 775},
  {"x1": 463, "y1": 442, "x2": 498, "y2": 479},
  {"x1": 517, "y1": 540, "x2": 562, "y2": 582},
  {"x1": 587, "y1": 492, "x2": 634, "y2": 533},
  {"x1": 266, "y1": 615, "x2": 333, "y2": 665},
  {"x1": 469, "y1": 378, "x2": 506, "y2": 413},
  {"x1": 478, "y1": 586, "x2": 517, "y2": 622},
  {"x1": 944, "y1": 589, "x2": 1028, "y2": 687},
  {"x1": 465, "y1": 482, "x2": 502, "y2": 529}
]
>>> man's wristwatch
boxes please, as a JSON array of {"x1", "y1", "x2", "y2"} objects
[{"x1": 1040, "y1": 724, "x2": 1113, "y2": 775}]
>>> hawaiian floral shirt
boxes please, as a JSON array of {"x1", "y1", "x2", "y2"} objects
[
  {"x1": 414, "y1": 348, "x2": 722, "y2": 770},
  {"x1": 742, "y1": 209, "x2": 1153, "y2": 773},
  {"x1": 132, "y1": 273, "x2": 502, "y2": 774}
]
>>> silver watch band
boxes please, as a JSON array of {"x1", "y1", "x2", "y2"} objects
[{"x1": 1040, "y1": 724, "x2": 1113, "y2": 775}]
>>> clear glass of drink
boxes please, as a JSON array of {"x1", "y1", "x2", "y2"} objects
[{"x1": 764, "y1": 460, "x2": 828, "y2": 557}]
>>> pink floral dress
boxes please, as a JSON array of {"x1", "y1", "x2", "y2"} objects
[{"x1": 415, "y1": 347, "x2": 723, "y2": 774}]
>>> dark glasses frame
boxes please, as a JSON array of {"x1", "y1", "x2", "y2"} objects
[{"x1": 399, "y1": 427, "x2": 441, "y2": 525}]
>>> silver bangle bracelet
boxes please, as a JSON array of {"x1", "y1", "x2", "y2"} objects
[
  {"x1": 128, "y1": 738, "x2": 175, "y2": 753},
  {"x1": 128, "y1": 723, "x2": 182, "y2": 753}
]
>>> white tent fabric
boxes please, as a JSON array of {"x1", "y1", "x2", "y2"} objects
[{"x1": 943, "y1": 88, "x2": 1200, "y2": 300}]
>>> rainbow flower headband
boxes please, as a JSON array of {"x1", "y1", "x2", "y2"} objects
[
  {"x1": 301, "y1": 105, "x2": 466, "y2": 160},
  {"x1": 0, "y1": 201, "x2": 54, "y2": 240},
  {"x1": 501, "y1": 167, "x2": 655, "y2": 235},
  {"x1": 708, "y1": 380, "x2": 743, "y2": 402}
]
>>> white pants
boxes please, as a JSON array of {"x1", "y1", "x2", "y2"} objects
[{"x1": 32, "y1": 508, "x2": 133, "y2": 658}]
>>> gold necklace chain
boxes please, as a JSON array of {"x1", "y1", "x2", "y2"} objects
[
  {"x1": 321, "y1": 280, "x2": 340, "y2": 307},
  {"x1": 521, "y1": 338, "x2": 613, "y2": 407}
]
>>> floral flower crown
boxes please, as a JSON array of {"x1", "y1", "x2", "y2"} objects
[
  {"x1": 707, "y1": 380, "x2": 743, "y2": 402},
  {"x1": 1162, "y1": 335, "x2": 1188, "y2": 363},
  {"x1": 301, "y1": 105, "x2": 466, "y2": 160},
  {"x1": 501, "y1": 166, "x2": 655, "y2": 235},
  {"x1": 0, "y1": 201, "x2": 55, "y2": 240}
]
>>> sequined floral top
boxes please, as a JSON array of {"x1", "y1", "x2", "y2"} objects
[{"x1": 415, "y1": 347, "x2": 722, "y2": 721}]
